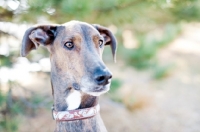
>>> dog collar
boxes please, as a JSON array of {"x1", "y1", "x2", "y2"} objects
[{"x1": 52, "y1": 104, "x2": 100, "y2": 121}]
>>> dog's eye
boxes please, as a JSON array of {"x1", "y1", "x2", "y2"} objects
[
  {"x1": 99, "y1": 40, "x2": 103, "y2": 47},
  {"x1": 64, "y1": 42, "x2": 74, "y2": 49}
]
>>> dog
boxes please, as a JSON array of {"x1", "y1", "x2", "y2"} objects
[{"x1": 21, "y1": 20, "x2": 117, "y2": 132}]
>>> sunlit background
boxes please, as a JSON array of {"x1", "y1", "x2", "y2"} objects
[{"x1": 1, "y1": 0, "x2": 200, "y2": 132}]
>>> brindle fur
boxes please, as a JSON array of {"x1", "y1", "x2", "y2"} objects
[{"x1": 21, "y1": 21, "x2": 117, "y2": 132}]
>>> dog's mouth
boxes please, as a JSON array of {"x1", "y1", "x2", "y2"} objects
[
  {"x1": 92, "y1": 86, "x2": 108, "y2": 93},
  {"x1": 80, "y1": 77, "x2": 111, "y2": 96},
  {"x1": 86, "y1": 80, "x2": 111, "y2": 96},
  {"x1": 94, "y1": 87, "x2": 106, "y2": 92}
]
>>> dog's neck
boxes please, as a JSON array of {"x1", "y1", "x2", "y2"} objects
[
  {"x1": 53, "y1": 94, "x2": 106, "y2": 132},
  {"x1": 51, "y1": 72, "x2": 107, "y2": 132},
  {"x1": 79, "y1": 94, "x2": 98, "y2": 109}
]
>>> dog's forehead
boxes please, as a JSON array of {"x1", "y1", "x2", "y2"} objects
[{"x1": 61, "y1": 21, "x2": 99, "y2": 35}]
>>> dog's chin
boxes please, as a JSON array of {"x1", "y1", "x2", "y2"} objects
[{"x1": 85, "y1": 83, "x2": 110, "y2": 96}]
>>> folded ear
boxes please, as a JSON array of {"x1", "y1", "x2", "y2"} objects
[
  {"x1": 21, "y1": 24, "x2": 58, "y2": 57},
  {"x1": 93, "y1": 24, "x2": 117, "y2": 62}
]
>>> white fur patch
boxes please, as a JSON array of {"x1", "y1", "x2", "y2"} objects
[{"x1": 65, "y1": 90, "x2": 81, "y2": 110}]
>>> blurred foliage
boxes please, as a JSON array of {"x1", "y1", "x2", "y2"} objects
[
  {"x1": 0, "y1": 7, "x2": 13, "y2": 21},
  {"x1": 0, "y1": 51, "x2": 19, "y2": 68},
  {"x1": 124, "y1": 24, "x2": 181, "y2": 69},
  {"x1": 0, "y1": 55, "x2": 13, "y2": 67},
  {"x1": 0, "y1": 0, "x2": 200, "y2": 29},
  {"x1": 21, "y1": 0, "x2": 200, "y2": 27},
  {"x1": 110, "y1": 78, "x2": 122, "y2": 93},
  {"x1": 0, "y1": 84, "x2": 21, "y2": 132},
  {"x1": 0, "y1": 82, "x2": 52, "y2": 132},
  {"x1": 152, "y1": 64, "x2": 173, "y2": 79},
  {"x1": 107, "y1": 78, "x2": 123, "y2": 102}
]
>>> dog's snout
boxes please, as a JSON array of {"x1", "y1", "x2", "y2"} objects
[{"x1": 94, "y1": 68, "x2": 112, "y2": 86}]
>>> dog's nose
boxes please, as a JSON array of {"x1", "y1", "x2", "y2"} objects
[{"x1": 94, "y1": 68, "x2": 112, "y2": 86}]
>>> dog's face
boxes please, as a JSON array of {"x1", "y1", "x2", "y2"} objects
[{"x1": 21, "y1": 21, "x2": 117, "y2": 97}]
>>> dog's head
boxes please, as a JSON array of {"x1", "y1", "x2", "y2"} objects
[{"x1": 21, "y1": 21, "x2": 117, "y2": 97}]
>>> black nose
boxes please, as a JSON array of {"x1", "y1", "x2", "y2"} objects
[{"x1": 94, "y1": 69, "x2": 112, "y2": 86}]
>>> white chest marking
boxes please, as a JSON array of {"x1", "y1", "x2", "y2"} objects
[{"x1": 65, "y1": 90, "x2": 81, "y2": 110}]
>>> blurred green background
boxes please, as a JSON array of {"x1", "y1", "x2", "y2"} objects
[{"x1": 1, "y1": 0, "x2": 200, "y2": 132}]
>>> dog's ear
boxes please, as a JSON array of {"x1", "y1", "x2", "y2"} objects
[
  {"x1": 93, "y1": 24, "x2": 117, "y2": 62},
  {"x1": 21, "y1": 25, "x2": 58, "y2": 57}
]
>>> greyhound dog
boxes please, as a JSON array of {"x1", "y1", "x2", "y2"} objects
[{"x1": 21, "y1": 20, "x2": 117, "y2": 132}]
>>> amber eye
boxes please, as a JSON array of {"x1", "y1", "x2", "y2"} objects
[
  {"x1": 99, "y1": 40, "x2": 103, "y2": 47},
  {"x1": 64, "y1": 42, "x2": 74, "y2": 49}
]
